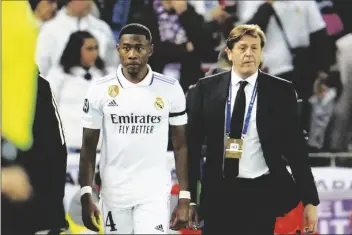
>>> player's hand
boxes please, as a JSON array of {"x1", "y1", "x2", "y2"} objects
[
  {"x1": 187, "y1": 203, "x2": 199, "y2": 230},
  {"x1": 81, "y1": 194, "x2": 101, "y2": 232},
  {"x1": 170, "y1": 199, "x2": 190, "y2": 230},
  {"x1": 1, "y1": 166, "x2": 32, "y2": 201},
  {"x1": 303, "y1": 204, "x2": 318, "y2": 234}
]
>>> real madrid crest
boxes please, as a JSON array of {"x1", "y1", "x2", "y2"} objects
[
  {"x1": 108, "y1": 85, "x2": 119, "y2": 97},
  {"x1": 154, "y1": 97, "x2": 164, "y2": 110}
]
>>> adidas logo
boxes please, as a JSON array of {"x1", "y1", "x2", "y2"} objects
[
  {"x1": 155, "y1": 224, "x2": 164, "y2": 232},
  {"x1": 108, "y1": 100, "x2": 118, "y2": 107}
]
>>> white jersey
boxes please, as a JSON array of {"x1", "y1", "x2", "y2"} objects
[{"x1": 82, "y1": 65, "x2": 187, "y2": 208}]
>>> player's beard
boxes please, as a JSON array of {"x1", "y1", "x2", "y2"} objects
[{"x1": 127, "y1": 67, "x2": 139, "y2": 77}]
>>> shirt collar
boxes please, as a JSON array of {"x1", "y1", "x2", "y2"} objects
[
  {"x1": 231, "y1": 67, "x2": 258, "y2": 87},
  {"x1": 116, "y1": 64, "x2": 153, "y2": 88}
]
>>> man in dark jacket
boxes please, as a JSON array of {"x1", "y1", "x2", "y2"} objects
[
  {"x1": 2, "y1": 75, "x2": 68, "y2": 235},
  {"x1": 187, "y1": 24, "x2": 319, "y2": 235}
]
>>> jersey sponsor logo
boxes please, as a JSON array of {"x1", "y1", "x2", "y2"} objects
[
  {"x1": 83, "y1": 98, "x2": 89, "y2": 113},
  {"x1": 108, "y1": 85, "x2": 119, "y2": 97},
  {"x1": 110, "y1": 113, "x2": 162, "y2": 134},
  {"x1": 154, "y1": 97, "x2": 164, "y2": 110}
]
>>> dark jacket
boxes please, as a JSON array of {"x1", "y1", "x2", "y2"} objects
[
  {"x1": 2, "y1": 75, "x2": 67, "y2": 234},
  {"x1": 186, "y1": 70, "x2": 319, "y2": 217}
]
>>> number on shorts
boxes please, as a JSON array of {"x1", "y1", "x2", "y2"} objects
[{"x1": 105, "y1": 211, "x2": 117, "y2": 232}]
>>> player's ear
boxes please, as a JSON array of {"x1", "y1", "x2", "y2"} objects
[
  {"x1": 149, "y1": 44, "x2": 154, "y2": 57},
  {"x1": 117, "y1": 44, "x2": 120, "y2": 52},
  {"x1": 225, "y1": 47, "x2": 232, "y2": 62}
]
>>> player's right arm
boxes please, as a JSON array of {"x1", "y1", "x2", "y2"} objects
[
  {"x1": 79, "y1": 128, "x2": 100, "y2": 196},
  {"x1": 79, "y1": 83, "x2": 103, "y2": 232}
]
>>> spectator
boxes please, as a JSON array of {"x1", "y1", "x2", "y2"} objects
[
  {"x1": 36, "y1": 0, "x2": 118, "y2": 77},
  {"x1": 45, "y1": 31, "x2": 115, "y2": 150},
  {"x1": 100, "y1": 0, "x2": 150, "y2": 43},
  {"x1": 138, "y1": 0, "x2": 211, "y2": 92},
  {"x1": 29, "y1": 0, "x2": 58, "y2": 28},
  {"x1": 329, "y1": 33, "x2": 352, "y2": 152},
  {"x1": 190, "y1": 0, "x2": 237, "y2": 65},
  {"x1": 205, "y1": 48, "x2": 232, "y2": 76},
  {"x1": 307, "y1": 73, "x2": 338, "y2": 152},
  {"x1": 236, "y1": 0, "x2": 332, "y2": 130}
]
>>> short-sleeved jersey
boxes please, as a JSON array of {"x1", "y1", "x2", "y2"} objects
[{"x1": 82, "y1": 65, "x2": 187, "y2": 208}]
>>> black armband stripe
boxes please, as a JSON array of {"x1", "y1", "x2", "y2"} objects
[{"x1": 169, "y1": 110, "x2": 186, "y2": 118}]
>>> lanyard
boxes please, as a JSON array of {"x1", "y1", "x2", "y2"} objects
[{"x1": 226, "y1": 80, "x2": 258, "y2": 139}]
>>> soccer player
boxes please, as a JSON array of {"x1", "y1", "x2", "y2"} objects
[{"x1": 79, "y1": 23, "x2": 190, "y2": 234}]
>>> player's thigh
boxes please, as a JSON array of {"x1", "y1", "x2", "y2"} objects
[
  {"x1": 133, "y1": 196, "x2": 170, "y2": 234},
  {"x1": 100, "y1": 200, "x2": 133, "y2": 234}
]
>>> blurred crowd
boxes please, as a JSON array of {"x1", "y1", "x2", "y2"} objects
[{"x1": 30, "y1": 0, "x2": 352, "y2": 162}]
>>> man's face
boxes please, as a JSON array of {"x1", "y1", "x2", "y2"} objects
[
  {"x1": 37, "y1": 0, "x2": 58, "y2": 21},
  {"x1": 117, "y1": 34, "x2": 153, "y2": 76},
  {"x1": 69, "y1": 0, "x2": 92, "y2": 16},
  {"x1": 227, "y1": 34, "x2": 262, "y2": 77},
  {"x1": 80, "y1": 38, "x2": 98, "y2": 68}
]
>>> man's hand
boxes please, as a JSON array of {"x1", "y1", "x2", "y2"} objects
[
  {"x1": 188, "y1": 204, "x2": 199, "y2": 230},
  {"x1": 303, "y1": 204, "x2": 318, "y2": 234},
  {"x1": 211, "y1": 6, "x2": 231, "y2": 24},
  {"x1": 81, "y1": 194, "x2": 101, "y2": 232},
  {"x1": 170, "y1": 199, "x2": 190, "y2": 230},
  {"x1": 2, "y1": 166, "x2": 32, "y2": 201},
  {"x1": 186, "y1": 42, "x2": 194, "y2": 52}
]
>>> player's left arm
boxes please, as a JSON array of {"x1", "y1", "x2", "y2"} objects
[{"x1": 169, "y1": 81, "x2": 189, "y2": 194}]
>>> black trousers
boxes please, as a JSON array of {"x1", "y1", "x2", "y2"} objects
[{"x1": 201, "y1": 174, "x2": 277, "y2": 235}]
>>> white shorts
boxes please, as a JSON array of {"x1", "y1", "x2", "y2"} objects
[{"x1": 100, "y1": 196, "x2": 170, "y2": 234}]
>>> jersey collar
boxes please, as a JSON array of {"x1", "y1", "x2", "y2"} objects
[{"x1": 116, "y1": 64, "x2": 153, "y2": 88}]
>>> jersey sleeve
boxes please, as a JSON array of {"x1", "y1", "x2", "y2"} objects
[
  {"x1": 169, "y1": 80, "x2": 187, "y2": 126},
  {"x1": 82, "y1": 83, "x2": 103, "y2": 129}
]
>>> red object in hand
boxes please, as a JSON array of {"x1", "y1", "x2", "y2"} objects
[
  {"x1": 275, "y1": 202, "x2": 304, "y2": 234},
  {"x1": 171, "y1": 184, "x2": 180, "y2": 195}
]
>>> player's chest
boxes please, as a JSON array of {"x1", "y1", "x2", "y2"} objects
[{"x1": 102, "y1": 87, "x2": 170, "y2": 117}]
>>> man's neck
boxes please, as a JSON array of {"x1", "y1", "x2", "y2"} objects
[
  {"x1": 66, "y1": 7, "x2": 87, "y2": 18},
  {"x1": 122, "y1": 66, "x2": 149, "y2": 84},
  {"x1": 233, "y1": 67, "x2": 256, "y2": 80}
]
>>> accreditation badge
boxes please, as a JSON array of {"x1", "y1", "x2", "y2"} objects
[{"x1": 225, "y1": 137, "x2": 243, "y2": 159}]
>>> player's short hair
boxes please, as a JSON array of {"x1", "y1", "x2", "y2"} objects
[
  {"x1": 119, "y1": 23, "x2": 152, "y2": 42},
  {"x1": 226, "y1": 24, "x2": 266, "y2": 50}
]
